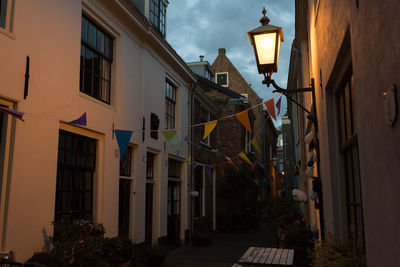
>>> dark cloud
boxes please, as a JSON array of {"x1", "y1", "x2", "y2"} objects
[{"x1": 167, "y1": 0, "x2": 294, "y2": 124}]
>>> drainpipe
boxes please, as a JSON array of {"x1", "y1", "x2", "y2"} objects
[{"x1": 189, "y1": 82, "x2": 196, "y2": 239}]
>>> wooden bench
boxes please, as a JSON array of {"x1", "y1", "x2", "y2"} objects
[{"x1": 234, "y1": 247, "x2": 294, "y2": 266}]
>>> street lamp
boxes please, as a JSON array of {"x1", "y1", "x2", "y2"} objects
[
  {"x1": 249, "y1": 7, "x2": 325, "y2": 238},
  {"x1": 248, "y1": 8, "x2": 283, "y2": 76},
  {"x1": 248, "y1": 7, "x2": 316, "y2": 116}
]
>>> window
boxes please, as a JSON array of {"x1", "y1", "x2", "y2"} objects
[
  {"x1": 167, "y1": 159, "x2": 181, "y2": 244},
  {"x1": 119, "y1": 147, "x2": 132, "y2": 237},
  {"x1": 216, "y1": 72, "x2": 228, "y2": 87},
  {"x1": 0, "y1": 0, "x2": 14, "y2": 33},
  {"x1": 165, "y1": 81, "x2": 176, "y2": 129},
  {"x1": 200, "y1": 106, "x2": 211, "y2": 146},
  {"x1": 150, "y1": 113, "x2": 160, "y2": 140},
  {"x1": 80, "y1": 15, "x2": 113, "y2": 104},
  {"x1": 55, "y1": 130, "x2": 96, "y2": 223},
  {"x1": 336, "y1": 72, "x2": 365, "y2": 246},
  {"x1": 149, "y1": 0, "x2": 166, "y2": 37},
  {"x1": 245, "y1": 130, "x2": 252, "y2": 153},
  {"x1": 145, "y1": 152, "x2": 156, "y2": 244}
]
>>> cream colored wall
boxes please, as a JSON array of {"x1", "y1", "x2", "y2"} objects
[{"x1": 0, "y1": 0, "x2": 191, "y2": 261}]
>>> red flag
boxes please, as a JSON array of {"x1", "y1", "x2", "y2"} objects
[
  {"x1": 276, "y1": 97, "x2": 282, "y2": 116},
  {"x1": 264, "y1": 98, "x2": 277, "y2": 121},
  {"x1": 217, "y1": 164, "x2": 224, "y2": 177}
]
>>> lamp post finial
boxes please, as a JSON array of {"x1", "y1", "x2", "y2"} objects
[{"x1": 260, "y1": 7, "x2": 270, "y2": 25}]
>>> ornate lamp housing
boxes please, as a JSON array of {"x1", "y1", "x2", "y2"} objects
[{"x1": 248, "y1": 8, "x2": 284, "y2": 75}]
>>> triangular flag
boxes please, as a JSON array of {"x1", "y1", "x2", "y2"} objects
[
  {"x1": 254, "y1": 179, "x2": 259, "y2": 185},
  {"x1": 217, "y1": 164, "x2": 224, "y2": 177},
  {"x1": 264, "y1": 98, "x2": 277, "y2": 121},
  {"x1": 185, "y1": 159, "x2": 191, "y2": 164},
  {"x1": 250, "y1": 138, "x2": 261, "y2": 154},
  {"x1": 203, "y1": 120, "x2": 217, "y2": 140},
  {"x1": 162, "y1": 129, "x2": 177, "y2": 141},
  {"x1": 211, "y1": 149, "x2": 218, "y2": 153},
  {"x1": 115, "y1": 130, "x2": 133, "y2": 158},
  {"x1": 205, "y1": 165, "x2": 211, "y2": 178},
  {"x1": 276, "y1": 97, "x2": 282, "y2": 116},
  {"x1": 0, "y1": 106, "x2": 24, "y2": 121},
  {"x1": 236, "y1": 159, "x2": 243, "y2": 166},
  {"x1": 170, "y1": 135, "x2": 180, "y2": 148},
  {"x1": 239, "y1": 151, "x2": 252, "y2": 166},
  {"x1": 69, "y1": 112, "x2": 87, "y2": 126},
  {"x1": 262, "y1": 178, "x2": 267, "y2": 184},
  {"x1": 184, "y1": 135, "x2": 189, "y2": 143},
  {"x1": 225, "y1": 156, "x2": 239, "y2": 171},
  {"x1": 251, "y1": 163, "x2": 255, "y2": 172},
  {"x1": 235, "y1": 110, "x2": 252, "y2": 133}
]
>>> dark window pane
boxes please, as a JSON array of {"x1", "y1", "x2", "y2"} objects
[
  {"x1": 93, "y1": 75, "x2": 100, "y2": 98},
  {"x1": 96, "y1": 30, "x2": 104, "y2": 54},
  {"x1": 72, "y1": 171, "x2": 82, "y2": 189},
  {"x1": 84, "y1": 171, "x2": 92, "y2": 190},
  {"x1": 85, "y1": 48, "x2": 93, "y2": 71},
  {"x1": 84, "y1": 70, "x2": 92, "y2": 94},
  {"x1": 81, "y1": 17, "x2": 87, "y2": 42},
  {"x1": 120, "y1": 147, "x2": 132, "y2": 176},
  {"x1": 71, "y1": 192, "x2": 81, "y2": 210},
  {"x1": 344, "y1": 82, "x2": 352, "y2": 137},
  {"x1": 88, "y1": 22, "x2": 96, "y2": 47},
  {"x1": 94, "y1": 53, "x2": 101, "y2": 76}
]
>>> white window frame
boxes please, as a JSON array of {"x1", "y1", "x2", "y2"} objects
[
  {"x1": 0, "y1": 98, "x2": 16, "y2": 246},
  {"x1": 0, "y1": 0, "x2": 15, "y2": 37},
  {"x1": 119, "y1": 146, "x2": 134, "y2": 239},
  {"x1": 200, "y1": 106, "x2": 211, "y2": 146},
  {"x1": 215, "y1": 72, "x2": 229, "y2": 87}
]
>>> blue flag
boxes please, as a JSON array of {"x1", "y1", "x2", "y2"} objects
[{"x1": 115, "y1": 130, "x2": 133, "y2": 158}]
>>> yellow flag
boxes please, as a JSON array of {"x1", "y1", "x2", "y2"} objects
[
  {"x1": 239, "y1": 151, "x2": 252, "y2": 166},
  {"x1": 162, "y1": 129, "x2": 177, "y2": 141},
  {"x1": 203, "y1": 120, "x2": 217, "y2": 140},
  {"x1": 235, "y1": 110, "x2": 252, "y2": 133},
  {"x1": 250, "y1": 138, "x2": 261, "y2": 154}
]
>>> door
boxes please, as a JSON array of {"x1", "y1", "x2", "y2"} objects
[{"x1": 167, "y1": 181, "x2": 180, "y2": 245}]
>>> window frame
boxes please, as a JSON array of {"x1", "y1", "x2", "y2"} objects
[
  {"x1": 118, "y1": 146, "x2": 133, "y2": 237},
  {"x1": 200, "y1": 106, "x2": 211, "y2": 146},
  {"x1": 149, "y1": 0, "x2": 166, "y2": 37},
  {"x1": 55, "y1": 130, "x2": 97, "y2": 224},
  {"x1": 80, "y1": 15, "x2": 113, "y2": 104},
  {"x1": 0, "y1": 0, "x2": 14, "y2": 36},
  {"x1": 215, "y1": 72, "x2": 229, "y2": 87},
  {"x1": 335, "y1": 71, "x2": 365, "y2": 248},
  {"x1": 165, "y1": 80, "x2": 177, "y2": 130}
]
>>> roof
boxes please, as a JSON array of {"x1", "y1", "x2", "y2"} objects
[{"x1": 196, "y1": 75, "x2": 245, "y2": 99}]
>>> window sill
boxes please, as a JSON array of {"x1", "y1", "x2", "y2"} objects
[
  {"x1": 79, "y1": 92, "x2": 116, "y2": 112},
  {"x1": 0, "y1": 27, "x2": 16, "y2": 39}
]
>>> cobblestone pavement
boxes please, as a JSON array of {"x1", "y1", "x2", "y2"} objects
[{"x1": 163, "y1": 224, "x2": 276, "y2": 267}]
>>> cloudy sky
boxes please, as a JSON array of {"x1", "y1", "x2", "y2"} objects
[{"x1": 166, "y1": 0, "x2": 295, "y2": 126}]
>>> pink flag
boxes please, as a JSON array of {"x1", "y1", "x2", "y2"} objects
[
  {"x1": 264, "y1": 98, "x2": 277, "y2": 121},
  {"x1": 276, "y1": 97, "x2": 282, "y2": 116}
]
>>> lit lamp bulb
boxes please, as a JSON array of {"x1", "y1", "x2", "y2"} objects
[{"x1": 254, "y1": 33, "x2": 277, "y2": 65}]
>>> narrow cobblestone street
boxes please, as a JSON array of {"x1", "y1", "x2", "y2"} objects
[{"x1": 163, "y1": 224, "x2": 276, "y2": 267}]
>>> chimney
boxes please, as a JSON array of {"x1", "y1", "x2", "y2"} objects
[
  {"x1": 218, "y1": 48, "x2": 226, "y2": 55},
  {"x1": 199, "y1": 55, "x2": 204, "y2": 61}
]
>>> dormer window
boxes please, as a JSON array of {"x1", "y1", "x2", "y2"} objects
[{"x1": 149, "y1": 0, "x2": 166, "y2": 37}]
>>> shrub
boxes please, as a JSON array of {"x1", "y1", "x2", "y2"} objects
[
  {"x1": 311, "y1": 231, "x2": 366, "y2": 267},
  {"x1": 131, "y1": 246, "x2": 166, "y2": 267},
  {"x1": 27, "y1": 220, "x2": 135, "y2": 267}
]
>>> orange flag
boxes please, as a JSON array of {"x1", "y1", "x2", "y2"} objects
[
  {"x1": 225, "y1": 156, "x2": 239, "y2": 171},
  {"x1": 264, "y1": 98, "x2": 277, "y2": 121},
  {"x1": 203, "y1": 120, "x2": 217, "y2": 140},
  {"x1": 236, "y1": 110, "x2": 252, "y2": 133}
]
